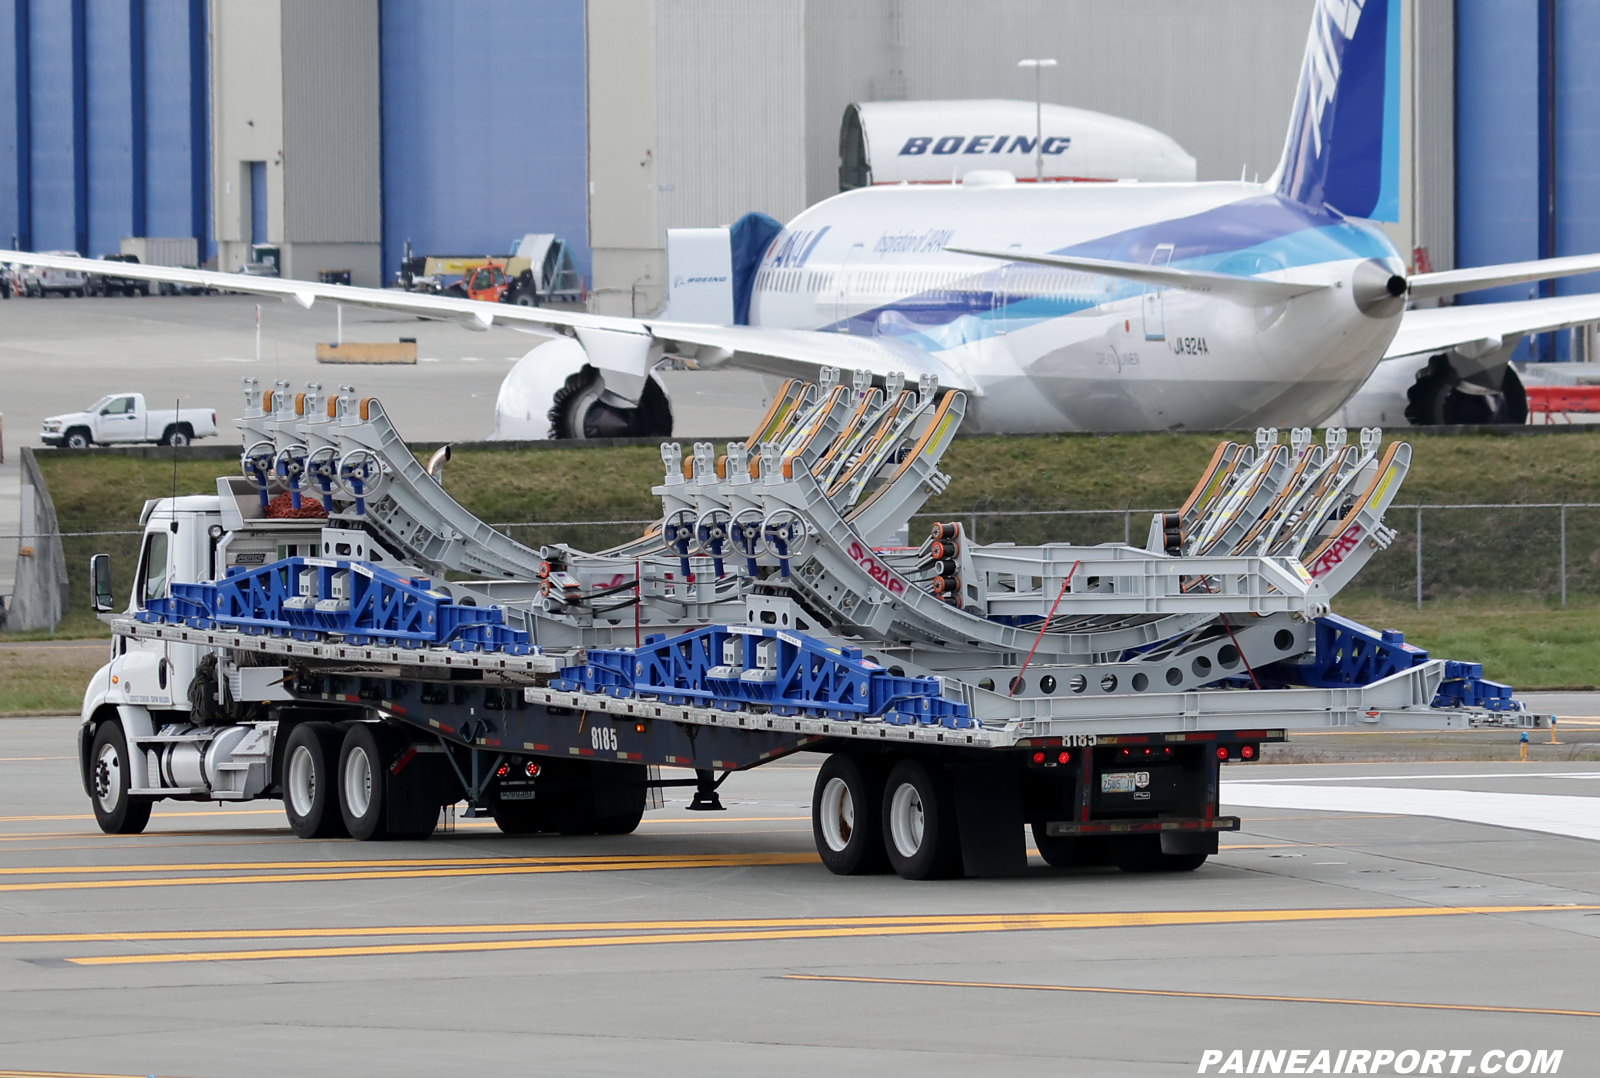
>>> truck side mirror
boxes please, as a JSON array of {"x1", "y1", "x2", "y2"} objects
[{"x1": 90, "y1": 554, "x2": 115, "y2": 612}]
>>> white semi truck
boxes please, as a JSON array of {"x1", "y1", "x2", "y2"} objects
[{"x1": 77, "y1": 375, "x2": 1533, "y2": 879}]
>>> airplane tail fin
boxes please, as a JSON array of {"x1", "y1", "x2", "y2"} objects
[{"x1": 1271, "y1": 0, "x2": 1400, "y2": 223}]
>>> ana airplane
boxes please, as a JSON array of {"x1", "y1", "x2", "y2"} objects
[{"x1": 9, "y1": 0, "x2": 1600, "y2": 439}]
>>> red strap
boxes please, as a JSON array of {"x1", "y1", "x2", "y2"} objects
[{"x1": 1009, "y1": 560, "x2": 1080, "y2": 697}]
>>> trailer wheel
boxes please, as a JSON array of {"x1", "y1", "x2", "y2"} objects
[
  {"x1": 283, "y1": 721, "x2": 349, "y2": 839},
  {"x1": 90, "y1": 721, "x2": 152, "y2": 835},
  {"x1": 339, "y1": 723, "x2": 394, "y2": 841},
  {"x1": 881, "y1": 758, "x2": 963, "y2": 880},
  {"x1": 1030, "y1": 825, "x2": 1112, "y2": 869},
  {"x1": 812, "y1": 754, "x2": 889, "y2": 875},
  {"x1": 491, "y1": 795, "x2": 549, "y2": 834},
  {"x1": 1109, "y1": 835, "x2": 1207, "y2": 873}
]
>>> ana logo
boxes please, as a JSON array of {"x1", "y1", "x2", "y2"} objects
[
  {"x1": 898, "y1": 135, "x2": 1071, "y2": 156},
  {"x1": 846, "y1": 540, "x2": 906, "y2": 596},
  {"x1": 765, "y1": 226, "x2": 831, "y2": 270},
  {"x1": 1306, "y1": 0, "x2": 1367, "y2": 154}
]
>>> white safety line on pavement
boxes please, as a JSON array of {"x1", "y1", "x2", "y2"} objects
[
  {"x1": 1222, "y1": 783, "x2": 1600, "y2": 843},
  {"x1": 1227, "y1": 770, "x2": 1600, "y2": 784}
]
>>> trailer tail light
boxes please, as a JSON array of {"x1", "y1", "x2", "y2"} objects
[
  {"x1": 1056, "y1": 750, "x2": 1070, "y2": 765},
  {"x1": 1032, "y1": 751, "x2": 1046, "y2": 764},
  {"x1": 496, "y1": 763, "x2": 510, "y2": 778},
  {"x1": 524, "y1": 760, "x2": 541, "y2": 777},
  {"x1": 1216, "y1": 746, "x2": 1230, "y2": 761},
  {"x1": 1240, "y1": 744, "x2": 1257, "y2": 761}
]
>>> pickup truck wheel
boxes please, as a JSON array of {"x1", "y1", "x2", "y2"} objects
[
  {"x1": 64, "y1": 428, "x2": 91, "y2": 449},
  {"x1": 1030, "y1": 825, "x2": 1112, "y2": 869},
  {"x1": 163, "y1": 427, "x2": 191, "y2": 447},
  {"x1": 881, "y1": 758, "x2": 963, "y2": 880},
  {"x1": 90, "y1": 721, "x2": 152, "y2": 835},
  {"x1": 339, "y1": 723, "x2": 394, "y2": 841},
  {"x1": 813, "y1": 754, "x2": 890, "y2": 875},
  {"x1": 283, "y1": 721, "x2": 349, "y2": 839}
]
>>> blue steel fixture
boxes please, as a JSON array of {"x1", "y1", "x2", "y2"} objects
[
  {"x1": 138, "y1": 556, "x2": 533, "y2": 654},
  {"x1": 1290, "y1": 613, "x2": 1519, "y2": 713},
  {"x1": 554, "y1": 625, "x2": 977, "y2": 729}
]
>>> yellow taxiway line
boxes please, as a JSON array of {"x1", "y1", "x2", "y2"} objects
[
  {"x1": 0, "y1": 851, "x2": 818, "y2": 893},
  {"x1": 42, "y1": 904, "x2": 1594, "y2": 966}
]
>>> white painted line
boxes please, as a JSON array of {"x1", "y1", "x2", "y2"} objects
[
  {"x1": 1222, "y1": 783, "x2": 1600, "y2": 843},
  {"x1": 1228, "y1": 770, "x2": 1600, "y2": 784}
]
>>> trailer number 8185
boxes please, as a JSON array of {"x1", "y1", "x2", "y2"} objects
[{"x1": 591, "y1": 725, "x2": 618, "y2": 752}]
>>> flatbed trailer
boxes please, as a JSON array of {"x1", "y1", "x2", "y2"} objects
[{"x1": 77, "y1": 374, "x2": 1534, "y2": 879}]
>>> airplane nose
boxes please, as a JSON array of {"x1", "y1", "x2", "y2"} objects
[{"x1": 1352, "y1": 258, "x2": 1407, "y2": 318}]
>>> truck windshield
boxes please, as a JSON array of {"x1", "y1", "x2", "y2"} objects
[
  {"x1": 86, "y1": 396, "x2": 114, "y2": 413},
  {"x1": 138, "y1": 532, "x2": 169, "y2": 607}
]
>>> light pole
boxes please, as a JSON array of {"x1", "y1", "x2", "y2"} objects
[{"x1": 1016, "y1": 58, "x2": 1058, "y2": 183}]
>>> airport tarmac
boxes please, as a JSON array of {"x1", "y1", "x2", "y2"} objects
[
  {"x1": 0, "y1": 292, "x2": 773, "y2": 598},
  {"x1": 1, "y1": 716, "x2": 1598, "y2": 1076}
]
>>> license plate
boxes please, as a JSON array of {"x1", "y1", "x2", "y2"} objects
[
  {"x1": 1100, "y1": 771, "x2": 1148, "y2": 793},
  {"x1": 498, "y1": 790, "x2": 536, "y2": 801}
]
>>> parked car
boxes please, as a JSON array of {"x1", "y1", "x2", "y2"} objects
[
  {"x1": 41, "y1": 393, "x2": 219, "y2": 448},
  {"x1": 20, "y1": 251, "x2": 88, "y2": 297},
  {"x1": 86, "y1": 254, "x2": 151, "y2": 297}
]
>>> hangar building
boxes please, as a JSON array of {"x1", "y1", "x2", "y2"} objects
[{"x1": 0, "y1": 0, "x2": 1590, "y2": 357}]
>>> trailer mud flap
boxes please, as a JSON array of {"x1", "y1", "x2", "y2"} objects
[
  {"x1": 950, "y1": 763, "x2": 1025, "y2": 877},
  {"x1": 1161, "y1": 830, "x2": 1219, "y2": 856},
  {"x1": 387, "y1": 749, "x2": 458, "y2": 834}
]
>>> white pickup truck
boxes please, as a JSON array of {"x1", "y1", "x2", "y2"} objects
[
  {"x1": 19, "y1": 251, "x2": 89, "y2": 297},
  {"x1": 41, "y1": 393, "x2": 219, "y2": 448}
]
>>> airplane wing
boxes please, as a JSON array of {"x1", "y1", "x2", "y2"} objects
[
  {"x1": 1385, "y1": 293, "x2": 1600, "y2": 359},
  {"x1": 1408, "y1": 253, "x2": 1600, "y2": 302},
  {"x1": 0, "y1": 248, "x2": 973, "y2": 392},
  {"x1": 944, "y1": 245, "x2": 1331, "y2": 306},
  {"x1": 642, "y1": 321, "x2": 976, "y2": 391}
]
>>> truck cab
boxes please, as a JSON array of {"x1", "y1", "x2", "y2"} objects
[{"x1": 79, "y1": 497, "x2": 230, "y2": 831}]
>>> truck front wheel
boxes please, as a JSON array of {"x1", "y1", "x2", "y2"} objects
[
  {"x1": 283, "y1": 721, "x2": 349, "y2": 839},
  {"x1": 90, "y1": 721, "x2": 152, "y2": 835},
  {"x1": 64, "y1": 428, "x2": 91, "y2": 449},
  {"x1": 812, "y1": 754, "x2": 890, "y2": 875}
]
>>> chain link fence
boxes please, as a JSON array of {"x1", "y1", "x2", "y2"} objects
[{"x1": 10, "y1": 502, "x2": 1596, "y2": 632}]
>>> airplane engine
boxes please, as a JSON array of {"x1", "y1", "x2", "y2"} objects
[
  {"x1": 1329, "y1": 348, "x2": 1528, "y2": 428},
  {"x1": 492, "y1": 335, "x2": 673, "y2": 440}
]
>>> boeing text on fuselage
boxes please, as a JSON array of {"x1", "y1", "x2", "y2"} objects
[{"x1": 897, "y1": 135, "x2": 1071, "y2": 157}]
